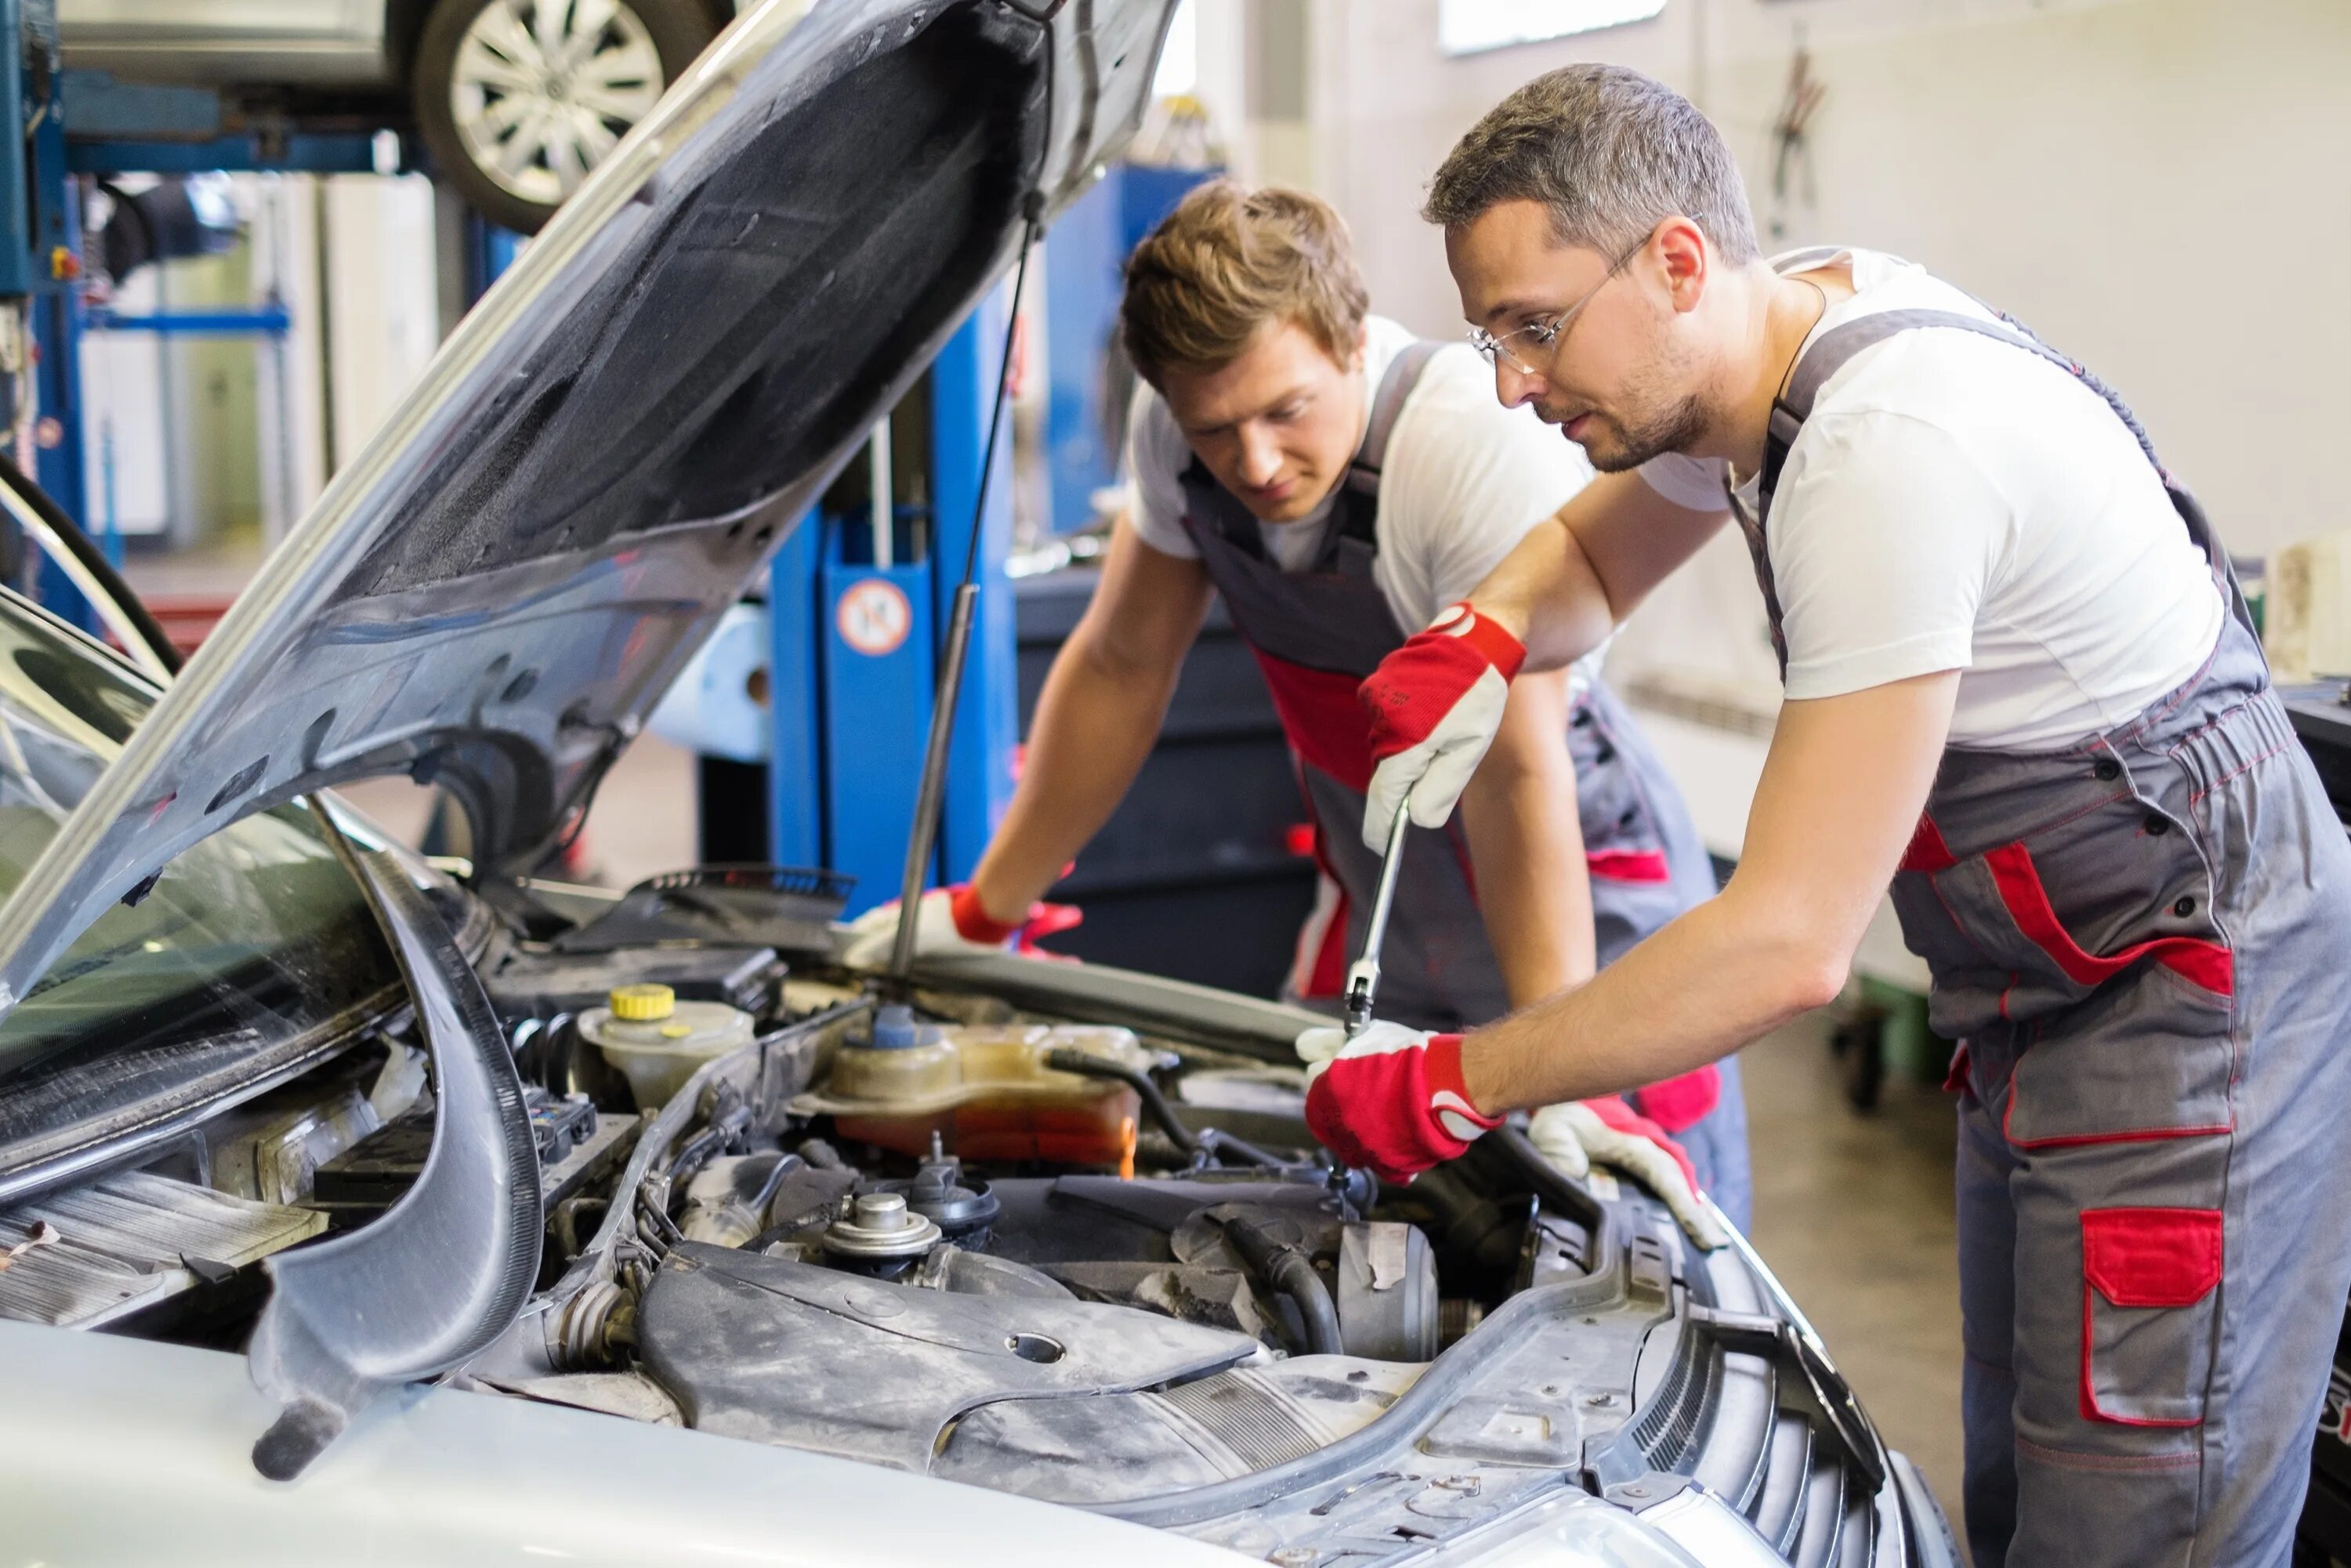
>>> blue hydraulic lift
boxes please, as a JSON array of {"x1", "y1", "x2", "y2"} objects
[
  {"x1": 764, "y1": 295, "x2": 1020, "y2": 915},
  {"x1": 16, "y1": 0, "x2": 1024, "y2": 904}
]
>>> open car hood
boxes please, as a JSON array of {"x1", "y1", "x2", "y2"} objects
[{"x1": 0, "y1": 0, "x2": 1176, "y2": 1017}]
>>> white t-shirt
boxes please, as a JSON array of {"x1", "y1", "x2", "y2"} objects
[
  {"x1": 1638, "y1": 249, "x2": 2224, "y2": 751},
  {"x1": 1127, "y1": 315, "x2": 1606, "y2": 688}
]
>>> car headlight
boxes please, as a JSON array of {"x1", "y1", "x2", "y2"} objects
[{"x1": 1432, "y1": 1483, "x2": 1787, "y2": 1568}]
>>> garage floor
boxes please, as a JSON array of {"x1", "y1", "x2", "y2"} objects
[
  {"x1": 1740, "y1": 1020, "x2": 1969, "y2": 1560},
  {"x1": 346, "y1": 737, "x2": 1976, "y2": 1556}
]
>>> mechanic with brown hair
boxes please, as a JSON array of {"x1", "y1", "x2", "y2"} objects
[
  {"x1": 849, "y1": 179, "x2": 1749, "y2": 1234},
  {"x1": 1304, "y1": 63, "x2": 2351, "y2": 1568}
]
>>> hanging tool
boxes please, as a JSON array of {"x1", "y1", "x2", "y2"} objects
[{"x1": 1342, "y1": 787, "x2": 1413, "y2": 1038}]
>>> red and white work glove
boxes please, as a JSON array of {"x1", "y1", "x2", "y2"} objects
[
  {"x1": 840, "y1": 885, "x2": 1080, "y2": 969},
  {"x1": 1295, "y1": 1021, "x2": 1502, "y2": 1182},
  {"x1": 1357, "y1": 602, "x2": 1525, "y2": 850},
  {"x1": 1528, "y1": 1099, "x2": 1727, "y2": 1250}
]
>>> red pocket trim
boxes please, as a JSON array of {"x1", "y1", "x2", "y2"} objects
[
  {"x1": 2082, "y1": 1208, "x2": 2224, "y2": 1306},
  {"x1": 2078, "y1": 1207, "x2": 2223, "y2": 1429},
  {"x1": 1900, "y1": 813, "x2": 1959, "y2": 874},
  {"x1": 1941, "y1": 1041, "x2": 1972, "y2": 1097},
  {"x1": 1983, "y1": 841, "x2": 2233, "y2": 998},
  {"x1": 1587, "y1": 848, "x2": 1672, "y2": 885}
]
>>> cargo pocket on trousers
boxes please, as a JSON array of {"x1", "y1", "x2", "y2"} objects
[{"x1": 2080, "y1": 1207, "x2": 2223, "y2": 1427}]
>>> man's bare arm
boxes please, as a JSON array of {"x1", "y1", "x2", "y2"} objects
[
  {"x1": 1458, "y1": 670, "x2": 1959, "y2": 1110},
  {"x1": 1456, "y1": 668, "x2": 1594, "y2": 1007},
  {"x1": 966, "y1": 519, "x2": 1213, "y2": 922},
  {"x1": 1473, "y1": 471, "x2": 1730, "y2": 670}
]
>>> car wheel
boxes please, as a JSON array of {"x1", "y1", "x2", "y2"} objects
[{"x1": 413, "y1": 0, "x2": 719, "y2": 234}]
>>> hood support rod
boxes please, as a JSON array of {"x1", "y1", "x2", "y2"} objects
[{"x1": 886, "y1": 198, "x2": 1045, "y2": 987}]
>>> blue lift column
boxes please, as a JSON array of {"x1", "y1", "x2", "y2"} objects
[
  {"x1": 0, "y1": 0, "x2": 96, "y2": 625},
  {"x1": 767, "y1": 277, "x2": 1020, "y2": 914}
]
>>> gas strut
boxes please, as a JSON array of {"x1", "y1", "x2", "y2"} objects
[{"x1": 885, "y1": 196, "x2": 1045, "y2": 990}]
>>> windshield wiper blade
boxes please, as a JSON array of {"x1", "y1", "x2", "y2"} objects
[{"x1": 245, "y1": 836, "x2": 541, "y2": 1480}]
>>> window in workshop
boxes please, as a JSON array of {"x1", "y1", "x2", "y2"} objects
[
  {"x1": 1438, "y1": 0, "x2": 1668, "y2": 55},
  {"x1": 1154, "y1": 0, "x2": 1197, "y2": 96}
]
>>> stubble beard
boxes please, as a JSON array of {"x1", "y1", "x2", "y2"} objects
[{"x1": 1573, "y1": 336, "x2": 1712, "y2": 473}]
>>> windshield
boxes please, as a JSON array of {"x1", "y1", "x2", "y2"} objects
[{"x1": 0, "y1": 595, "x2": 401, "y2": 1180}]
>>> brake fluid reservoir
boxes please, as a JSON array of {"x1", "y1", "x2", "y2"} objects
[
  {"x1": 580, "y1": 983, "x2": 755, "y2": 1110},
  {"x1": 795, "y1": 1008, "x2": 1146, "y2": 1168}
]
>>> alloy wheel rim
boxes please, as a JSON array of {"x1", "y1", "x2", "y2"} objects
[{"x1": 450, "y1": 0, "x2": 664, "y2": 206}]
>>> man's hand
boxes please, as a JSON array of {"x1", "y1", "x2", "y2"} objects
[
  {"x1": 1295, "y1": 1020, "x2": 1502, "y2": 1182},
  {"x1": 1358, "y1": 603, "x2": 1526, "y2": 849},
  {"x1": 840, "y1": 885, "x2": 1078, "y2": 969},
  {"x1": 1528, "y1": 1099, "x2": 1728, "y2": 1250}
]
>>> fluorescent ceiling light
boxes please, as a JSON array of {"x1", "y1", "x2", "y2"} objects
[{"x1": 1439, "y1": 0, "x2": 1669, "y2": 56}]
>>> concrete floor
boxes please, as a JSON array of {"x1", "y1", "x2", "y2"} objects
[
  {"x1": 337, "y1": 732, "x2": 1976, "y2": 1552},
  {"x1": 1741, "y1": 1019, "x2": 1969, "y2": 1558}
]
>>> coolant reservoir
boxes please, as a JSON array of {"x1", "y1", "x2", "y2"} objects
[
  {"x1": 579, "y1": 983, "x2": 755, "y2": 1110},
  {"x1": 794, "y1": 1007, "x2": 1147, "y2": 1168}
]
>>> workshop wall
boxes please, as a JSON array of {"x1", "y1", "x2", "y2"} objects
[
  {"x1": 1248, "y1": 0, "x2": 2351, "y2": 847},
  {"x1": 1172, "y1": 0, "x2": 2351, "y2": 860},
  {"x1": 1304, "y1": 0, "x2": 2350, "y2": 570}
]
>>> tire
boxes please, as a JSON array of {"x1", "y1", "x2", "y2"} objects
[{"x1": 412, "y1": 0, "x2": 719, "y2": 234}]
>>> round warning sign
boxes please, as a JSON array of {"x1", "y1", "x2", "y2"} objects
[{"x1": 836, "y1": 578, "x2": 913, "y2": 657}]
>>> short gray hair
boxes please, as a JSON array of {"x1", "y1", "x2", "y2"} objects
[{"x1": 1422, "y1": 65, "x2": 1759, "y2": 265}]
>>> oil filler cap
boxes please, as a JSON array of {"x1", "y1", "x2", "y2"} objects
[{"x1": 608, "y1": 983, "x2": 676, "y2": 1022}]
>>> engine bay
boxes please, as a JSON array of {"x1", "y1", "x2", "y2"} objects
[{"x1": 0, "y1": 871, "x2": 1908, "y2": 1564}]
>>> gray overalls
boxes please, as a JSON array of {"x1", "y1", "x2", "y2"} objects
[
  {"x1": 1737, "y1": 288, "x2": 2351, "y2": 1566},
  {"x1": 1175, "y1": 340, "x2": 1751, "y2": 1226}
]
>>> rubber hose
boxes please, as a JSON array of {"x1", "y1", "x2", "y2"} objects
[
  {"x1": 1221, "y1": 1213, "x2": 1342, "y2": 1357},
  {"x1": 1043, "y1": 1046, "x2": 1200, "y2": 1157}
]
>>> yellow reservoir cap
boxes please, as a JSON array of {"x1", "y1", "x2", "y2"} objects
[{"x1": 609, "y1": 983, "x2": 676, "y2": 1022}]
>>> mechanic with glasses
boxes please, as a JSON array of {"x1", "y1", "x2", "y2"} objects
[
  {"x1": 1305, "y1": 64, "x2": 2351, "y2": 1568},
  {"x1": 847, "y1": 178, "x2": 1748, "y2": 1240}
]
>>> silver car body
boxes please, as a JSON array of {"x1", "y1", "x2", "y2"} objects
[
  {"x1": 58, "y1": 0, "x2": 391, "y2": 84},
  {"x1": 0, "y1": 0, "x2": 1162, "y2": 1052}
]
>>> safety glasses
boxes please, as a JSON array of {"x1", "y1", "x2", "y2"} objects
[{"x1": 1468, "y1": 230, "x2": 1652, "y2": 376}]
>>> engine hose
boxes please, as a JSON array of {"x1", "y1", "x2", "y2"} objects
[
  {"x1": 1219, "y1": 1212, "x2": 1342, "y2": 1358},
  {"x1": 1041, "y1": 1046, "x2": 1289, "y2": 1170},
  {"x1": 1043, "y1": 1047, "x2": 1196, "y2": 1153}
]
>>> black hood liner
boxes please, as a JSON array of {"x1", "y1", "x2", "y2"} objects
[{"x1": 346, "y1": 5, "x2": 1046, "y2": 602}]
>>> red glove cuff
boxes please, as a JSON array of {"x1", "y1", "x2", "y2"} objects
[
  {"x1": 1425, "y1": 602, "x2": 1527, "y2": 681},
  {"x1": 1423, "y1": 1034, "x2": 1502, "y2": 1134},
  {"x1": 1360, "y1": 605, "x2": 1528, "y2": 766},
  {"x1": 1630, "y1": 1065, "x2": 1722, "y2": 1134},
  {"x1": 947, "y1": 884, "x2": 1022, "y2": 945}
]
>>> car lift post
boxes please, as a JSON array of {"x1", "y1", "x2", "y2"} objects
[
  {"x1": 766, "y1": 281, "x2": 1021, "y2": 916},
  {"x1": 0, "y1": 0, "x2": 95, "y2": 629}
]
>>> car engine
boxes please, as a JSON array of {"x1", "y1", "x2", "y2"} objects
[{"x1": 0, "y1": 871, "x2": 1943, "y2": 1567}]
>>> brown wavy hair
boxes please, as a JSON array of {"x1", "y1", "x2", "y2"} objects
[{"x1": 1120, "y1": 179, "x2": 1369, "y2": 389}]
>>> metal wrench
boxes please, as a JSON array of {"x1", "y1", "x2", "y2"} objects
[{"x1": 1342, "y1": 787, "x2": 1413, "y2": 1037}]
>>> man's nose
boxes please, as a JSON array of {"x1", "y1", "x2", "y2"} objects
[
  {"x1": 1236, "y1": 426, "x2": 1284, "y2": 486},
  {"x1": 1494, "y1": 359, "x2": 1543, "y2": 410}
]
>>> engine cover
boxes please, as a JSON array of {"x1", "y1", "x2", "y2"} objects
[{"x1": 636, "y1": 1242, "x2": 1259, "y2": 1472}]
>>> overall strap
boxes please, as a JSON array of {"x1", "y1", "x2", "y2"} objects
[
  {"x1": 1332, "y1": 339, "x2": 1444, "y2": 553},
  {"x1": 1177, "y1": 456, "x2": 1262, "y2": 559},
  {"x1": 1755, "y1": 308, "x2": 2253, "y2": 642}
]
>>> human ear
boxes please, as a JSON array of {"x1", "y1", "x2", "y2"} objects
[{"x1": 1654, "y1": 218, "x2": 1710, "y2": 315}]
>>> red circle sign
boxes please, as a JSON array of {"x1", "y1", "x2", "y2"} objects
[{"x1": 836, "y1": 578, "x2": 912, "y2": 657}]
